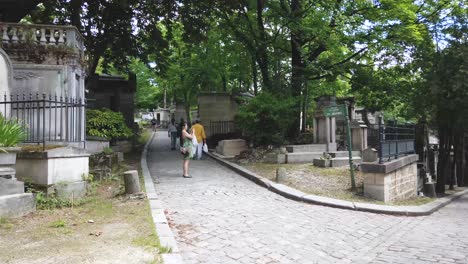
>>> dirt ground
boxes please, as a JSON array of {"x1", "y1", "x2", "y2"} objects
[
  {"x1": 0, "y1": 132, "x2": 164, "y2": 264},
  {"x1": 243, "y1": 163, "x2": 436, "y2": 205}
]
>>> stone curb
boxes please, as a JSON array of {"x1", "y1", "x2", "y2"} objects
[
  {"x1": 141, "y1": 132, "x2": 184, "y2": 263},
  {"x1": 206, "y1": 151, "x2": 468, "y2": 216}
]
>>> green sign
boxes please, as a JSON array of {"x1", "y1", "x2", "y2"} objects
[{"x1": 324, "y1": 105, "x2": 346, "y2": 117}]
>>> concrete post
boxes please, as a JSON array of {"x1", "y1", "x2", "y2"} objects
[{"x1": 124, "y1": 170, "x2": 141, "y2": 194}]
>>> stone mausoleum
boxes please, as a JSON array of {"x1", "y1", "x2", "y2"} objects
[{"x1": 1, "y1": 1, "x2": 90, "y2": 217}]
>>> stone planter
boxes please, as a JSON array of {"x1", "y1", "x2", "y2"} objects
[
  {"x1": 0, "y1": 147, "x2": 21, "y2": 166},
  {"x1": 16, "y1": 146, "x2": 90, "y2": 189},
  {"x1": 0, "y1": 147, "x2": 21, "y2": 179}
]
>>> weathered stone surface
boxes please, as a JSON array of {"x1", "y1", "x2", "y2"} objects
[
  {"x1": 16, "y1": 147, "x2": 90, "y2": 186},
  {"x1": 362, "y1": 148, "x2": 378, "y2": 162},
  {"x1": 286, "y1": 144, "x2": 327, "y2": 153},
  {"x1": 54, "y1": 181, "x2": 87, "y2": 200},
  {"x1": 286, "y1": 152, "x2": 323, "y2": 163},
  {"x1": 361, "y1": 154, "x2": 418, "y2": 174},
  {"x1": 313, "y1": 158, "x2": 330, "y2": 167},
  {"x1": 275, "y1": 167, "x2": 287, "y2": 183},
  {"x1": 363, "y1": 159, "x2": 418, "y2": 203},
  {"x1": 215, "y1": 139, "x2": 248, "y2": 157},
  {"x1": 0, "y1": 193, "x2": 36, "y2": 217},
  {"x1": 124, "y1": 170, "x2": 141, "y2": 194},
  {"x1": 84, "y1": 139, "x2": 110, "y2": 154},
  {"x1": 0, "y1": 178, "x2": 24, "y2": 196},
  {"x1": 330, "y1": 157, "x2": 361, "y2": 167}
]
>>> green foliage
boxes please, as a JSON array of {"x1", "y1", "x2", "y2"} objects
[
  {"x1": 102, "y1": 147, "x2": 114, "y2": 155},
  {"x1": 0, "y1": 114, "x2": 26, "y2": 147},
  {"x1": 235, "y1": 93, "x2": 296, "y2": 146},
  {"x1": 50, "y1": 220, "x2": 67, "y2": 228},
  {"x1": 86, "y1": 109, "x2": 133, "y2": 140},
  {"x1": 34, "y1": 191, "x2": 82, "y2": 210}
]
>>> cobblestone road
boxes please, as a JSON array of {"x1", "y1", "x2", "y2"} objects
[{"x1": 147, "y1": 132, "x2": 468, "y2": 264}]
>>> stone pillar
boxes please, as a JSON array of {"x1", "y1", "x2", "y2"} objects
[
  {"x1": 351, "y1": 120, "x2": 368, "y2": 151},
  {"x1": 325, "y1": 117, "x2": 330, "y2": 143},
  {"x1": 328, "y1": 117, "x2": 337, "y2": 151}
]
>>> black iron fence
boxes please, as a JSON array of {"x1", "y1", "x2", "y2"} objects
[
  {"x1": 377, "y1": 117, "x2": 415, "y2": 164},
  {"x1": 209, "y1": 120, "x2": 236, "y2": 136},
  {"x1": 0, "y1": 93, "x2": 86, "y2": 149}
]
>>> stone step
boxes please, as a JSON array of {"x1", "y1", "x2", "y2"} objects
[
  {"x1": 286, "y1": 144, "x2": 327, "y2": 153},
  {"x1": 286, "y1": 152, "x2": 324, "y2": 164},
  {"x1": 330, "y1": 157, "x2": 362, "y2": 167},
  {"x1": 0, "y1": 193, "x2": 36, "y2": 217},
  {"x1": 329, "y1": 151, "x2": 361, "y2": 158},
  {"x1": 0, "y1": 178, "x2": 25, "y2": 196}
]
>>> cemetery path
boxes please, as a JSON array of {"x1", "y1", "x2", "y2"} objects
[{"x1": 147, "y1": 131, "x2": 468, "y2": 264}]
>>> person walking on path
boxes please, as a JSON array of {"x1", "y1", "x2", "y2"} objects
[
  {"x1": 192, "y1": 119, "x2": 206, "y2": 160},
  {"x1": 151, "y1": 117, "x2": 157, "y2": 131},
  {"x1": 181, "y1": 122, "x2": 195, "y2": 178},
  {"x1": 168, "y1": 118, "x2": 178, "y2": 150}
]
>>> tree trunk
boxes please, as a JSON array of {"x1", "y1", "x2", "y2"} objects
[
  {"x1": 255, "y1": 0, "x2": 272, "y2": 91},
  {"x1": 287, "y1": 0, "x2": 303, "y2": 139},
  {"x1": 69, "y1": 0, "x2": 83, "y2": 29},
  {"x1": 455, "y1": 131, "x2": 465, "y2": 187},
  {"x1": 251, "y1": 56, "x2": 258, "y2": 95},
  {"x1": 436, "y1": 126, "x2": 449, "y2": 194},
  {"x1": 449, "y1": 134, "x2": 456, "y2": 190}
]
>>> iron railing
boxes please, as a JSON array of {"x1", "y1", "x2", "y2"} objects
[
  {"x1": 378, "y1": 116, "x2": 415, "y2": 164},
  {"x1": 209, "y1": 120, "x2": 235, "y2": 137},
  {"x1": 0, "y1": 93, "x2": 86, "y2": 149}
]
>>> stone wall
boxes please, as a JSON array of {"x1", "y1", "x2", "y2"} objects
[
  {"x1": 198, "y1": 92, "x2": 238, "y2": 137},
  {"x1": 361, "y1": 155, "x2": 418, "y2": 203}
]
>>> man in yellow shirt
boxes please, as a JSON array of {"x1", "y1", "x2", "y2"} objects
[{"x1": 192, "y1": 119, "x2": 206, "y2": 160}]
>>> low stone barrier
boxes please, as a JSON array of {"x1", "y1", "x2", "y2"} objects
[
  {"x1": 361, "y1": 154, "x2": 418, "y2": 203},
  {"x1": 215, "y1": 139, "x2": 248, "y2": 157}
]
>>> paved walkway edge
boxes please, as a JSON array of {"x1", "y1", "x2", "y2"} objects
[
  {"x1": 141, "y1": 132, "x2": 184, "y2": 264},
  {"x1": 206, "y1": 151, "x2": 468, "y2": 216}
]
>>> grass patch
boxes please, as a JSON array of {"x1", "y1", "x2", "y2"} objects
[
  {"x1": 243, "y1": 162, "x2": 436, "y2": 206},
  {"x1": 138, "y1": 130, "x2": 152, "y2": 145},
  {"x1": 133, "y1": 234, "x2": 172, "y2": 253},
  {"x1": 0, "y1": 217, "x2": 13, "y2": 229},
  {"x1": 50, "y1": 219, "x2": 67, "y2": 228}
]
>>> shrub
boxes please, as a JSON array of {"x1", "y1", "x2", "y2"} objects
[
  {"x1": 235, "y1": 93, "x2": 296, "y2": 146},
  {"x1": 86, "y1": 109, "x2": 133, "y2": 140},
  {"x1": 0, "y1": 114, "x2": 26, "y2": 147}
]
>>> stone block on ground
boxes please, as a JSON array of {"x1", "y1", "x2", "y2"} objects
[
  {"x1": 275, "y1": 167, "x2": 287, "y2": 183},
  {"x1": 0, "y1": 178, "x2": 25, "y2": 196},
  {"x1": 286, "y1": 152, "x2": 323, "y2": 164},
  {"x1": 362, "y1": 148, "x2": 378, "y2": 162},
  {"x1": 286, "y1": 144, "x2": 327, "y2": 153},
  {"x1": 55, "y1": 181, "x2": 87, "y2": 200},
  {"x1": 16, "y1": 146, "x2": 90, "y2": 186},
  {"x1": 215, "y1": 139, "x2": 248, "y2": 157},
  {"x1": 0, "y1": 193, "x2": 36, "y2": 217},
  {"x1": 313, "y1": 159, "x2": 330, "y2": 167},
  {"x1": 330, "y1": 157, "x2": 361, "y2": 167}
]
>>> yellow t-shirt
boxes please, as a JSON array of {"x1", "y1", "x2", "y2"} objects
[{"x1": 192, "y1": 123, "x2": 206, "y2": 143}]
